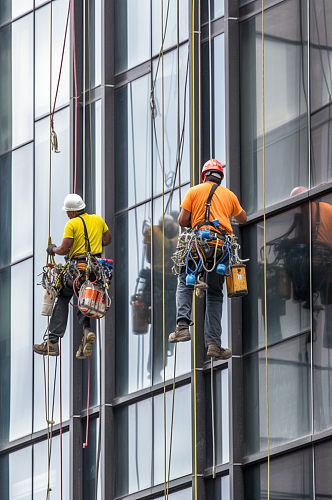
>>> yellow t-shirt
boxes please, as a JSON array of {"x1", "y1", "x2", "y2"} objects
[
  {"x1": 64, "y1": 213, "x2": 109, "y2": 258},
  {"x1": 181, "y1": 182, "x2": 243, "y2": 234}
]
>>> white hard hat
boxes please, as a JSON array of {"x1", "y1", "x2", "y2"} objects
[{"x1": 62, "y1": 193, "x2": 86, "y2": 212}]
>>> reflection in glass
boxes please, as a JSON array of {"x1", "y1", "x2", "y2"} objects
[
  {"x1": 35, "y1": 0, "x2": 70, "y2": 118},
  {"x1": 202, "y1": 34, "x2": 226, "y2": 167},
  {"x1": 244, "y1": 447, "x2": 312, "y2": 499},
  {"x1": 0, "y1": 0, "x2": 33, "y2": 25},
  {"x1": 153, "y1": 44, "x2": 190, "y2": 198},
  {"x1": 83, "y1": 418, "x2": 101, "y2": 500},
  {"x1": 0, "y1": 14, "x2": 33, "y2": 154},
  {"x1": 311, "y1": 194, "x2": 332, "y2": 432},
  {"x1": 206, "y1": 369, "x2": 229, "y2": 467},
  {"x1": 311, "y1": 107, "x2": 332, "y2": 187},
  {"x1": 152, "y1": 189, "x2": 191, "y2": 384},
  {"x1": 243, "y1": 205, "x2": 310, "y2": 353},
  {"x1": 115, "y1": 203, "x2": 152, "y2": 396},
  {"x1": 202, "y1": 0, "x2": 224, "y2": 24},
  {"x1": 315, "y1": 439, "x2": 332, "y2": 498},
  {"x1": 84, "y1": 0, "x2": 101, "y2": 87},
  {"x1": 154, "y1": 488, "x2": 192, "y2": 500},
  {"x1": 85, "y1": 100, "x2": 102, "y2": 215},
  {"x1": 206, "y1": 475, "x2": 230, "y2": 500},
  {"x1": 0, "y1": 447, "x2": 32, "y2": 500},
  {"x1": 240, "y1": 0, "x2": 308, "y2": 214},
  {"x1": 34, "y1": 108, "x2": 70, "y2": 432},
  {"x1": 152, "y1": 0, "x2": 188, "y2": 56},
  {"x1": 34, "y1": 433, "x2": 69, "y2": 500},
  {"x1": 154, "y1": 385, "x2": 192, "y2": 485},
  {"x1": 0, "y1": 260, "x2": 33, "y2": 446},
  {"x1": 115, "y1": 75, "x2": 151, "y2": 212},
  {"x1": 114, "y1": 0, "x2": 150, "y2": 74},
  {"x1": 115, "y1": 399, "x2": 152, "y2": 497},
  {"x1": 244, "y1": 335, "x2": 311, "y2": 456}
]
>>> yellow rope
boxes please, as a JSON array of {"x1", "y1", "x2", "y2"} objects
[
  {"x1": 192, "y1": 1, "x2": 198, "y2": 499},
  {"x1": 262, "y1": 2, "x2": 270, "y2": 498}
]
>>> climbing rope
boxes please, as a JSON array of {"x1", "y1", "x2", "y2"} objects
[
  {"x1": 72, "y1": 0, "x2": 78, "y2": 193},
  {"x1": 262, "y1": 1, "x2": 270, "y2": 498},
  {"x1": 95, "y1": 319, "x2": 102, "y2": 500}
]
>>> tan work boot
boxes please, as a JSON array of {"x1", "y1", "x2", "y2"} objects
[
  {"x1": 207, "y1": 344, "x2": 232, "y2": 360},
  {"x1": 76, "y1": 328, "x2": 96, "y2": 359},
  {"x1": 33, "y1": 341, "x2": 59, "y2": 356},
  {"x1": 168, "y1": 323, "x2": 191, "y2": 343}
]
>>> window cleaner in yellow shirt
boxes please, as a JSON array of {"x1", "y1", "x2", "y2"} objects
[
  {"x1": 33, "y1": 194, "x2": 112, "y2": 358},
  {"x1": 168, "y1": 159, "x2": 247, "y2": 360}
]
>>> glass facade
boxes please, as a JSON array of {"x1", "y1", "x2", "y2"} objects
[{"x1": 2, "y1": 1, "x2": 332, "y2": 500}]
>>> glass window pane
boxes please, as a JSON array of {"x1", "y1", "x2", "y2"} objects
[
  {"x1": 202, "y1": 0, "x2": 224, "y2": 24},
  {"x1": 115, "y1": 399, "x2": 153, "y2": 497},
  {"x1": 33, "y1": 433, "x2": 70, "y2": 499},
  {"x1": 153, "y1": 44, "x2": 190, "y2": 198},
  {"x1": 244, "y1": 447, "x2": 312, "y2": 499},
  {"x1": 242, "y1": 205, "x2": 310, "y2": 353},
  {"x1": 202, "y1": 34, "x2": 226, "y2": 166},
  {"x1": 311, "y1": 106, "x2": 332, "y2": 187},
  {"x1": 315, "y1": 439, "x2": 332, "y2": 498},
  {"x1": 206, "y1": 369, "x2": 229, "y2": 467},
  {"x1": 0, "y1": 260, "x2": 33, "y2": 446},
  {"x1": 114, "y1": 0, "x2": 150, "y2": 74},
  {"x1": 154, "y1": 385, "x2": 192, "y2": 485},
  {"x1": 115, "y1": 75, "x2": 151, "y2": 212},
  {"x1": 83, "y1": 418, "x2": 101, "y2": 500},
  {"x1": 34, "y1": 108, "x2": 70, "y2": 432},
  {"x1": 154, "y1": 488, "x2": 192, "y2": 500},
  {"x1": 0, "y1": 14, "x2": 33, "y2": 154},
  {"x1": 115, "y1": 203, "x2": 152, "y2": 397},
  {"x1": 152, "y1": 190, "x2": 191, "y2": 384},
  {"x1": 84, "y1": 0, "x2": 101, "y2": 87},
  {"x1": 35, "y1": 0, "x2": 70, "y2": 118},
  {"x1": 244, "y1": 334, "x2": 311, "y2": 456},
  {"x1": 240, "y1": 0, "x2": 308, "y2": 215},
  {"x1": 206, "y1": 475, "x2": 230, "y2": 500},
  {"x1": 311, "y1": 194, "x2": 332, "y2": 432},
  {"x1": 84, "y1": 100, "x2": 102, "y2": 215},
  {"x1": 152, "y1": 0, "x2": 188, "y2": 56},
  {"x1": 0, "y1": 447, "x2": 32, "y2": 500}
]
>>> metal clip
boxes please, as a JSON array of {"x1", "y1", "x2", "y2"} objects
[
  {"x1": 195, "y1": 275, "x2": 208, "y2": 298},
  {"x1": 150, "y1": 90, "x2": 156, "y2": 119},
  {"x1": 51, "y1": 130, "x2": 60, "y2": 153}
]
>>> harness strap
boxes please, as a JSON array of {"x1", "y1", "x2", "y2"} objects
[
  {"x1": 204, "y1": 183, "x2": 219, "y2": 221},
  {"x1": 78, "y1": 215, "x2": 92, "y2": 255}
]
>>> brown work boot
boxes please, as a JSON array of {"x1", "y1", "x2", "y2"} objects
[
  {"x1": 207, "y1": 344, "x2": 232, "y2": 360},
  {"x1": 82, "y1": 327, "x2": 96, "y2": 357},
  {"x1": 75, "y1": 343, "x2": 86, "y2": 359},
  {"x1": 168, "y1": 323, "x2": 191, "y2": 343},
  {"x1": 33, "y1": 341, "x2": 59, "y2": 357}
]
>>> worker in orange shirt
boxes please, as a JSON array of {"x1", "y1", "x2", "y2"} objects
[{"x1": 168, "y1": 159, "x2": 247, "y2": 360}]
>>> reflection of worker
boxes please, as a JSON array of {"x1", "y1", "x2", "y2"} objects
[
  {"x1": 168, "y1": 159, "x2": 247, "y2": 360},
  {"x1": 33, "y1": 194, "x2": 112, "y2": 358},
  {"x1": 144, "y1": 213, "x2": 179, "y2": 380}
]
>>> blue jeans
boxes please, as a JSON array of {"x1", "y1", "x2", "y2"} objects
[{"x1": 176, "y1": 271, "x2": 225, "y2": 347}]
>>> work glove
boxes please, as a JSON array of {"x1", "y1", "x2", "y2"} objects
[{"x1": 47, "y1": 244, "x2": 57, "y2": 256}]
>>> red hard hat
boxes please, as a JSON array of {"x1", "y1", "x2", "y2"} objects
[{"x1": 201, "y1": 159, "x2": 224, "y2": 182}]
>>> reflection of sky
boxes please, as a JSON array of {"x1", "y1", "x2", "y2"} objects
[
  {"x1": 128, "y1": 399, "x2": 152, "y2": 493},
  {"x1": 9, "y1": 447, "x2": 31, "y2": 499},
  {"x1": 152, "y1": 0, "x2": 188, "y2": 55}
]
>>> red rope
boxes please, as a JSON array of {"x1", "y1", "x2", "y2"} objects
[
  {"x1": 83, "y1": 356, "x2": 91, "y2": 448},
  {"x1": 72, "y1": 0, "x2": 78, "y2": 194},
  {"x1": 51, "y1": 0, "x2": 71, "y2": 129},
  {"x1": 60, "y1": 338, "x2": 63, "y2": 500}
]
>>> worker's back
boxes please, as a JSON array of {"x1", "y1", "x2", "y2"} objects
[{"x1": 64, "y1": 213, "x2": 108, "y2": 257}]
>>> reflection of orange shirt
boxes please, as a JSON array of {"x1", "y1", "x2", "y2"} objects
[
  {"x1": 181, "y1": 182, "x2": 243, "y2": 233},
  {"x1": 312, "y1": 202, "x2": 332, "y2": 247}
]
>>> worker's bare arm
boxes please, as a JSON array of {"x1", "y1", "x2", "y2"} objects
[
  {"x1": 54, "y1": 237, "x2": 73, "y2": 256},
  {"x1": 102, "y1": 229, "x2": 112, "y2": 246},
  {"x1": 234, "y1": 209, "x2": 247, "y2": 224},
  {"x1": 178, "y1": 208, "x2": 191, "y2": 228}
]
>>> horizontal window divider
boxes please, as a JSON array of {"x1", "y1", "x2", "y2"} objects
[
  {"x1": 35, "y1": 103, "x2": 69, "y2": 123},
  {"x1": 0, "y1": 254, "x2": 33, "y2": 272},
  {"x1": 115, "y1": 474, "x2": 192, "y2": 500},
  {"x1": 0, "y1": 8, "x2": 34, "y2": 30},
  {"x1": 79, "y1": 86, "x2": 103, "y2": 106},
  {"x1": 203, "y1": 357, "x2": 229, "y2": 371},
  {"x1": 204, "y1": 463, "x2": 230, "y2": 478},
  {"x1": 0, "y1": 140, "x2": 34, "y2": 159},
  {"x1": 0, "y1": 422, "x2": 70, "y2": 456},
  {"x1": 242, "y1": 428, "x2": 332, "y2": 466},
  {"x1": 114, "y1": 182, "x2": 190, "y2": 217},
  {"x1": 80, "y1": 405, "x2": 101, "y2": 419},
  {"x1": 239, "y1": 0, "x2": 284, "y2": 23},
  {"x1": 242, "y1": 329, "x2": 311, "y2": 358},
  {"x1": 246, "y1": 182, "x2": 332, "y2": 226},
  {"x1": 201, "y1": 17, "x2": 225, "y2": 42},
  {"x1": 112, "y1": 373, "x2": 191, "y2": 408}
]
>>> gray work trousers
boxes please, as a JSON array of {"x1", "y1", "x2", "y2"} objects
[
  {"x1": 49, "y1": 284, "x2": 90, "y2": 343},
  {"x1": 176, "y1": 270, "x2": 224, "y2": 347}
]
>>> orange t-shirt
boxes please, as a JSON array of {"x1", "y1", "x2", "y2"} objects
[
  {"x1": 312, "y1": 202, "x2": 332, "y2": 247},
  {"x1": 181, "y1": 182, "x2": 243, "y2": 234}
]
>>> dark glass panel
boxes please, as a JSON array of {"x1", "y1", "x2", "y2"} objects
[
  {"x1": 243, "y1": 205, "x2": 310, "y2": 353},
  {"x1": 83, "y1": 418, "x2": 101, "y2": 500},
  {"x1": 244, "y1": 447, "x2": 312, "y2": 499},
  {"x1": 201, "y1": 0, "x2": 224, "y2": 24},
  {"x1": 206, "y1": 475, "x2": 230, "y2": 500},
  {"x1": 240, "y1": 0, "x2": 308, "y2": 214},
  {"x1": 315, "y1": 439, "x2": 332, "y2": 499},
  {"x1": 244, "y1": 335, "x2": 311, "y2": 456},
  {"x1": 206, "y1": 369, "x2": 229, "y2": 467}
]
